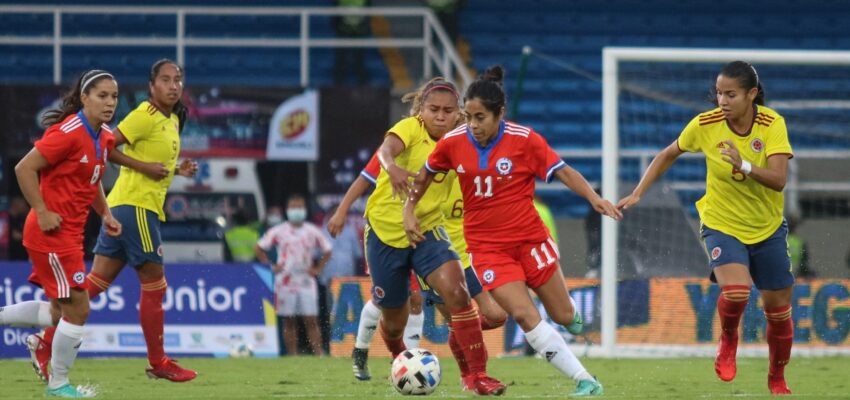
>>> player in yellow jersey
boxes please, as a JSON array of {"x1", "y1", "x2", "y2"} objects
[
  {"x1": 617, "y1": 61, "x2": 794, "y2": 395},
  {"x1": 27, "y1": 59, "x2": 200, "y2": 384},
  {"x1": 362, "y1": 77, "x2": 505, "y2": 395}
]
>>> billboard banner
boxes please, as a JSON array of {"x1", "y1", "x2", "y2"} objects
[
  {"x1": 328, "y1": 277, "x2": 850, "y2": 358},
  {"x1": 266, "y1": 89, "x2": 320, "y2": 161},
  {"x1": 0, "y1": 262, "x2": 278, "y2": 358}
]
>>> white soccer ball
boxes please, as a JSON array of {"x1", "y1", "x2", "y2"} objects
[
  {"x1": 228, "y1": 340, "x2": 254, "y2": 358},
  {"x1": 390, "y1": 348, "x2": 441, "y2": 395}
]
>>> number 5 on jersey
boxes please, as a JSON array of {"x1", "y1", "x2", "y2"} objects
[{"x1": 473, "y1": 175, "x2": 493, "y2": 197}]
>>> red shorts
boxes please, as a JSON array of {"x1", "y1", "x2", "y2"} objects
[
  {"x1": 27, "y1": 248, "x2": 88, "y2": 299},
  {"x1": 470, "y1": 238, "x2": 560, "y2": 291}
]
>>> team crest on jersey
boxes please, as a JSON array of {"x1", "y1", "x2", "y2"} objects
[
  {"x1": 73, "y1": 272, "x2": 85, "y2": 284},
  {"x1": 373, "y1": 286, "x2": 385, "y2": 299},
  {"x1": 750, "y1": 138, "x2": 764, "y2": 153},
  {"x1": 482, "y1": 269, "x2": 495, "y2": 284},
  {"x1": 495, "y1": 157, "x2": 513, "y2": 175},
  {"x1": 711, "y1": 247, "x2": 722, "y2": 260}
]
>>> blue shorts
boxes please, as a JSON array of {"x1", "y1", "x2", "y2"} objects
[
  {"x1": 420, "y1": 266, "x2": 483, "y2": 306},
  {"x1": 365, "y1": 223, "x2": 460, "y2": 308},
  {"x1": 94, "y1": 205, "x2": 163, "y2": 268},
  {"x1": 700, "y1": 220, "x2": 793, "y2": 290}
]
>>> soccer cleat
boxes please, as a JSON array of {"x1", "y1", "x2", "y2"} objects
[
  {"x1": 566, "y1": 297, "x2": 583, "y2": 335},
  {"x1": 46, "y1": 383, "x2": 96, "y2": 398},
  {"x1": 469, "y1": 372, "x2": 506, "y2": 396},
  {"x1": 26, "y1": 332, "x2": 51, "y2": 382},
  {"x1": 145, "y1": 358, "x2": 197, "y2": 382},
  {"x1": 351, "y1": 348, "x2": 371, "y2": 381},
  {"x1": 461, "y1": 375, "x2": 475, "y2": 392},
  {"x1": 714, "y1": 333, "x2": 738, "y2": 382},
  {"x1": 768, "y1": 374, "x2": 792, "y2": 395},
  {"x1": 573, "y1": 378, "x2": 604, "y2": 396}
]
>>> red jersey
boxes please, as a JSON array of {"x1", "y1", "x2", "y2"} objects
[
  {"x1": 23, "y1": 112, "x2": 115, "y2": 253},
  {"x1": 425, "y1": 121, "x2": 565, "y2": 251},
  {"x1": 360, "y1": 151, "x2": 380, "y2": 184}
]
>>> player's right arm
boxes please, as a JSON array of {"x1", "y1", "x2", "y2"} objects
[
  {"x1": 402, "y1": 167, "x2": 437, "y2": 246},
  {"x1": 107, "y1": 128, "x2": 170, "y2": 180},
  {"x1": 15, "y1": 147, "x2": 61, "y2": 231},
  {"x1": 254, "y1": 229, "x2": 282, "y2": 273},
  {"x1": 327, "y1": 152, "x2": 380, "y2": 238},
  {"x1": 378, "y1": 134, "x2": 417, "y2": 200},
  {"x1": 617, "y1": 117, "x2": 698, "y2": 211}
]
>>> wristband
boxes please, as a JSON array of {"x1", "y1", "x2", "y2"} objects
[{"x1": 740, "y1": 160, "x2": 752, "y2": 175}]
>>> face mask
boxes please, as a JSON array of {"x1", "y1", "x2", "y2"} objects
[
  {"x1": 286, "y1": 208, "x2": 307, "y2": 223},
  {"x1": 266, "y1": 214, "x2": 283, "y2": 226}
]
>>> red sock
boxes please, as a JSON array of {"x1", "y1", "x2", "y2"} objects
[
  {"x1": 479, "y1": 313, "x2": 506, "y2": 331},
  {"x1": 86, "y1": 272, "x2": 112, "y2": 299},
  {"x1": 718, "y1": 285, "x2": 750, "y2": 337},
  {"x1": 765, "y1": 305, "x2": 793, "y2": 378},
  {"x1": 448, "y1": 329, "x2": 470, "y2": 377},
  {"x1": 449, "y1": 304, "x2": 487, "y2": 375},
  {"x1": 379, "y1": 320, "x2": 406, "y2": 359},
  {"x1": 140, "y1": 276, "x2": 168, "y2": 366},
  {"x1": 42, "y1": 325, "x2": 56, "y2": 346}
]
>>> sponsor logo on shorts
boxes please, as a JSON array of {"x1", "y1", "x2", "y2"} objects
[
  {"x1": 373, "y1": 286, "x2": 385, "y2": 299},
  {"x1": 711, "y1": 246, "x2": 722, "y2": 260},
  {"x1": 482, "y1": 269, "x2": 495, "y2": 284},
  {"x1": 750, "y1": 138, "x2": 764, "y2": 153},
  {"x1": 73, "y1": 272, "x2": 85, "y2": 284},
  {"x1": 496, "y1": 157, "x2": 513, "y2": 175}
]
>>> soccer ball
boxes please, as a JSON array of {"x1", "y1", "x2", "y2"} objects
[
  {"x1": 390, "y1": 348, "x2": 441, "y2": 395},
  {"x1": 228, "y1": 340, "x2": 254, "y2": 358}
]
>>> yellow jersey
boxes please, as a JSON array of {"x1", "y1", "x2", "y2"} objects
[
  {"x1": 108, "y1": 101, "x2": 181, "y2": 221},
  {"x1": 365, "y1": 116, "x2": 450, "y2": 248},
  {"x1": 677, "y1": 105, "x2": 792, "y2": 244},
  {"x1": 440, "y1": 173, "x2": 469, "y2": 268}
]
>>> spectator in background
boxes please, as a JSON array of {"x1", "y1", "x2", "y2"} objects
[
  {"x1": 425, "y1": 0, "x2": 465, "y2": 45},
  {"x1": 7, "y1": 196, "x2": 29, "y2": 260},
  {"x1": 225, "y1": 209, "x2": 260, "y2": 263},
  {"x1": 334, "y1": 0, "x2": 370, "y2": 85},
  {"x1": 787, "y1": 217, "x2": 813, "y2": 279},
  {"x1": 318, "y1": 204, "x2": 363, "y2": 353},
  {"x1": 255, "y1": 194, "x2": 332, "y2": 356},
  {"x1": 584, "y1": 187, "x2": 602, "y2": 279}
]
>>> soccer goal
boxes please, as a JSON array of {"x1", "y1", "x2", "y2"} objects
[{"x1": 598, "y1": 47, "x2": 850, "y2": 358}]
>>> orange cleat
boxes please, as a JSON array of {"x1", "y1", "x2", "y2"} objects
[
  {"x1": 145, "y1": 358, "x2": 198, "y2": 382},
  {"x1": 467, "y1": 372, "x2": 506, "y2": 396},
  {"x1": 25, "y1": 333, "x2": 51, "y2": 382},
  {"x1": 714, "y1": 333, "x2": 738, "y2": 382},
  {"x1": 768, "y1": 374, "x2": 792, "y2": 395}
]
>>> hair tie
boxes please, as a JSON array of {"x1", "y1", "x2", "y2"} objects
[{"x1": 423, "y1": 84, "x2": 459, "y2": 100}]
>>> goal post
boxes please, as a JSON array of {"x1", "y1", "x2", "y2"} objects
[{"x1": 599, "y1": 47, "x2": 850, "y2": 357}]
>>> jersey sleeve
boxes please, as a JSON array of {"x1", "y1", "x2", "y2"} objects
[
  {"x1": 386, "y1": 117, "x2": 420, "y2": 150},
  {"x1": 116, "y1": 108, "x2": 154, "y2": 145},
  {"x1": 359, "y1": 151, "x2": 380, "y2": 184},
  {"x1": 529, "y1": 132, "x2": 566, "y2": 183},
  {"x1": 676, "y1": 116, "x2": 702, "y2": 153},
  {"x1": 34, "y1": 129, "x2": 74, "y2": 166},
  {"x1": 256, "y1": 227, "x2": 278, "y2": 251},
  {"x1": 425, "y1": 136, "x2": 452, "y2": 173},
  {"x1": 312, "y1": 225, "x2": 333, "y2": 253},
  {"x1": 764, "y1": 117, "x2": 793, "y2": 158}
]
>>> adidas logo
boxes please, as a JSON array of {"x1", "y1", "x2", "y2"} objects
[
  {"x1": 80, "y1": 154, "x2": 89, "y2": 164},
  {"x1": 457, "y1": 164, "x2": 465, "y2": 174},
  {"x1": 544, "y1": 351, "x2": 557, "y2": 362}
]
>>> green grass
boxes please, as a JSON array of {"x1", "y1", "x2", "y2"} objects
[{"x1": 2, "y1": 356, "x2": 846, "y2": 399}]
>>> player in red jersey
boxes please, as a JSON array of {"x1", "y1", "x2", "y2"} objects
[
  {"x1": 403, "y1": 66, "x2": 621, "y2": 397},
  {"x1": 0, "y1": 70, "x2": 121, "y2": 397}
]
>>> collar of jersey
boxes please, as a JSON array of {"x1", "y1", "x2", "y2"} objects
[
  {"x1": 726, "y1": 103, "x2": 757, "y2": 137},
  {"x1": 466, "y1": 120, "x2": 505, "y2": 170},
  {"x1": 76, "y1": 111, "x2": 102, "y2": 160}
]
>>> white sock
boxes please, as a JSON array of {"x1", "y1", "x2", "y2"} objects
[
  {"x1": 403, "y1": 312, "x2": 424, "y2": 349},
  {"x1": 49, "y1": 319, "x2": 85, "y2": 389},
  {"x1": 355, "y1": 300, "x2": 381, "y2": 349},
  {"x1": 524, "y1": 320, "x2": 593, "y2": 382},
  {"x1": 0, "y1": 301, "x2": 53, "y2": 327}
]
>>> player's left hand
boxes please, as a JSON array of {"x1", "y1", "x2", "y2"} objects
[
  {"x1": 177, "y1": 159, "x2": 199, "y2": 177},
  {"x1": 592, "y1": 197, "x2": 623, "y2": 221},
  {"x1": 402, "y1": 208, "x2": 425, "y2": 247},
  {"x1": 103, "y1": 214, "x2": 122, "y2": 237},
  {"x1": 719, "y1": 140, "x2": 742, "y2": 169}
]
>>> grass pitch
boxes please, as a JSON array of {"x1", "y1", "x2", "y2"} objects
[{"x1": 1, "y1": 356, "x2": 846, "y2": 398}]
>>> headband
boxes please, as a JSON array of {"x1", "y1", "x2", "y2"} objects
[
  {"x1": 81, "y1": 72, "x2": 114, "y2": 92},
  {"x1": 749, "y1": 64, "x2": 760, "y2": 87},
  {"x1": 423, "y1": 83, "x2": 459, "y2": 100}
]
